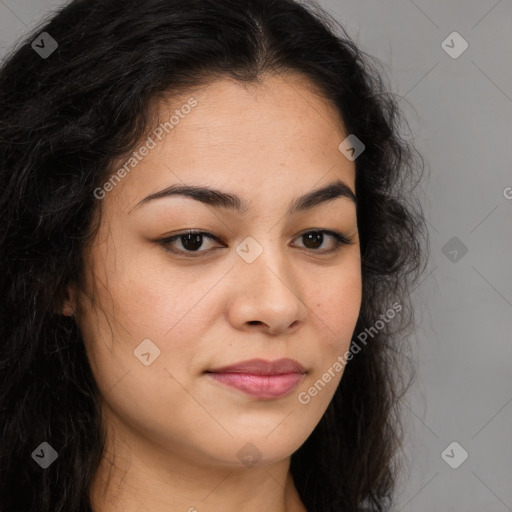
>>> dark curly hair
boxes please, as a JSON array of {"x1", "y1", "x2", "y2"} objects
[{"x1": 0, "y1": 0, "x2": 429, "y2": 510}]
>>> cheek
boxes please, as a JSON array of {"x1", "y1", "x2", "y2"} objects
[
  {"x1": 78, "y1": 247, "x2": 225, "y2": 394},
  {"x1": 85, "y1": 237, "x2": 218, "y2": 339},
  {"x1": 296, "y1": 271, "x2": 361, "y2": 416},
  {"x1": 76, "y1": 266, "x2": 209, "y2": 438},
  {"x1": 312, "y1": 266, "x2": 362, "y2": 349}
]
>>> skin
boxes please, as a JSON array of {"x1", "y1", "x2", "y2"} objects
[{"x1": 63, "y1": 72, "x2": 362, "y2": 512}]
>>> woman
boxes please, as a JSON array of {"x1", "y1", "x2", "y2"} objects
[{"x1": 0, "y1": 0, "x2": 429, "y2": 510}]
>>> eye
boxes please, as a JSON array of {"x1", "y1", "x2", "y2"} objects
[
  {"x1": 157, "y1": 229, "x2": 354, "y2": 257},
  {"x1": 157, "y1": 230, "x2": 221, "y2": 256},
  {"x1": 292, "y1": 229, "x2": 354, "y2": 253}
]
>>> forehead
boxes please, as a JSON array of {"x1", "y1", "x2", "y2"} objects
[
  {"x1": 157, "y1": 72, "x2": 348, "y2": 148},
  {"x1": 104, "y1": 72, "x2": 356, "y2": 215}
]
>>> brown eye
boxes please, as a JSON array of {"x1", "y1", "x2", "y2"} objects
[
  {"x1": 158, "y1": 230, "x2": 221, "y2": 256},
  {"x1": 157, "y1": 229, "x2": 354, "y2": 258},
  {"x1": 301, "y1": 231, "x2": 326, "y2": 250},
  {"x1": 293, "y1": 230, "x2": 354, "y2": 253}
]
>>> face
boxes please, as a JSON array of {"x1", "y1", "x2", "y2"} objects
[{"x1": 72, "y1": 73, "x2": 362, "y2": 471}]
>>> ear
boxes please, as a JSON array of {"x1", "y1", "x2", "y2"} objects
[{"x1": 57, "y1": 283, "x2": 78, "y2": 317}]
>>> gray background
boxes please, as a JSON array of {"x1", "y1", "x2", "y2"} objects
[{"x1": 1, "y1": 0, "x2": 511, "y2": 510}]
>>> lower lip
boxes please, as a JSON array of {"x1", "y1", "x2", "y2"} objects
[{"x1": 207, "y1": 372, "x2": 305, "y2": 399}]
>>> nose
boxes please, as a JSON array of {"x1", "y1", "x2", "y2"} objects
[{"x1": 226, "y1": 245, "x2": 307, "y2": 335}]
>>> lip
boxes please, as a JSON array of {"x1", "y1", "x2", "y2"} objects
[
  {"x1": 206, "y1": 358, "x2": 306, "y2": 399},
  {"x1": 208, "y1": 358, "x2": 306, "y2": 375}
]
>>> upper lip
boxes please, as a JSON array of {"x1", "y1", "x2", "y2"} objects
[{"x1": 207, "y1": 358, "x2": 306, "y2": 375}]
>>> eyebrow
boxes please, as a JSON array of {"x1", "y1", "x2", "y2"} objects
[{"x1": 130, "y1": 178, "x2": 356, "y2": 215}]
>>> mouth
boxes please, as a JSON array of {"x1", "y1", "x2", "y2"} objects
[{"x1": 205, "y1": 358, "x2": 307, "y2": 400}]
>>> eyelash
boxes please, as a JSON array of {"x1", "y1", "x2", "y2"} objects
[{"x1": 157, "y1": 229, "x2": 354, "y2": 257}]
